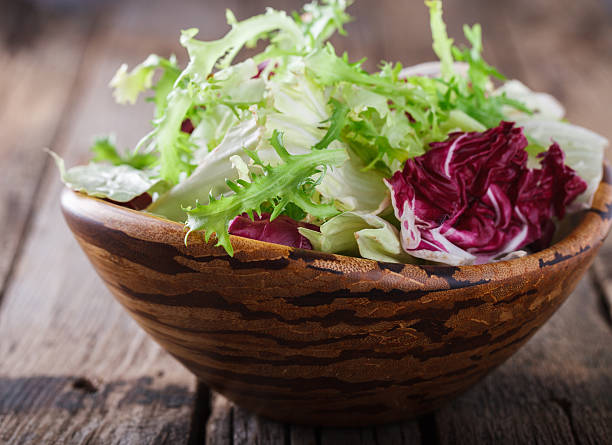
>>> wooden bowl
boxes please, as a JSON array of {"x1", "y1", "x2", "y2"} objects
[{"x1": 60, "y1": 166, "x2": 612, "y2": 427}]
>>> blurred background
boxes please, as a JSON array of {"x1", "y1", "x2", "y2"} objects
[{"x1": 1, "y1": 0, "x2": 611, "y2": 163}]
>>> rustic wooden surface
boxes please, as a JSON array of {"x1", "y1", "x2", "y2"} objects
[{"x1": 0, "y1": 0, "x2": 611, "y2": 443}]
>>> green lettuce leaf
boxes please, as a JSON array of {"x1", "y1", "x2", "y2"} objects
[
  {"x1": 156, "y1": 89, "x2": 195, "y2": 184},
  {"x1": 109, "y1": 54, "x2": 180, "y2": 109},
  {"x1": 190, "y1": 104, "x2": 240, "y2": 156},
  {"x1": 439, "y1": 109, "x2": 486, "y2": 133},
  {"x1": 49, "y1": 150, "x2": 160, "y2": 202},
  {"x1": 177, "y1": 9, "x2": 303, "y2": 85},
  {"x1": 425, "y1": 0, "x2": 454, "y2": 80},
  {"x1": 212, "y1": 59, "x2": 266, "y2": 106},
  {"x1": 316, "y1": 153, "x2": 389, "y2": 212},
  {"x1": 299, "y1": 211, "x2": 415, "y2": 263}
]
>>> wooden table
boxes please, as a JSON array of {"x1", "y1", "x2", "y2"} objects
[{"x1": 1, "y1": 0, "x2": 611, "y2": 443}]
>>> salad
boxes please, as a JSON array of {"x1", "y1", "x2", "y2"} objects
[{"x1": 52, "y1": 0, "x2": 609, "y2": 266}]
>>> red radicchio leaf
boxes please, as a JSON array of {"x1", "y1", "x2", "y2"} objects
[
  {"x1": 181, "y1": 119, "x2": 195, "y2": 134},
  {"x1": 385, "y1": 122, "x2": 587, "y2": 265},
  {"x1": 228, "y1": 213, "x2": 319, "y2": 250},
  {"x1": 105, "y1": 193, "x2": 152, "y2": 210}
]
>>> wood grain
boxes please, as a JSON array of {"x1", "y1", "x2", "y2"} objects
[
  {"x1": 205, "y1": 392, "x2": 424, "y2": 445},
  {"x1": 502, "y1": 0, "x2": 612, "y2": 145},
  {"x1": 0, "y1": 15, "x2": 91, "y2": 302},
  {"x1": 206, "y1": 393, "x2": 233, "y2": 445},
  {"x1": 433, "y1": 275, "x2": 612, "y2": 445}
]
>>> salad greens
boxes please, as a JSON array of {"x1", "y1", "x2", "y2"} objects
[
  {"x1": 298, "y1": 211, "x2": 414, "y2": 264},
  {"x1": 185, "y1": 130, "x2": 347, "y2": 255},
  {"x1": 49, "y1": 150, "x2": 161, "y2": 203},
  {"x1": 53, "y1": 0, "x2": 608, "y2": 265}
]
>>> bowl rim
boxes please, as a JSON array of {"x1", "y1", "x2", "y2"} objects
[{"x1": 61, "y1": 163, "x2": 612, "y2": 277}]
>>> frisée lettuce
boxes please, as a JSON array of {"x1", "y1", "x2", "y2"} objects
[{"x1": 52, "y1": 0, "x2": 608, "y2": 265}]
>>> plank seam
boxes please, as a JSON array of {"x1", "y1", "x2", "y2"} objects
[
  {"x1": 315, "y1": 427, "x2": 322, "y2": 445},
  {"x1": 416, "y1": 414, "x2": 439, "y2": 445},
  {"x1": 229, "y1": 405, "x2": 235, "y2": 445},
  {"x1": 188, "y1": 381, "x2": 211, "y2": 445},
  {"x1": 371, "y1": 427, "x2": 380, "y2": 445}
]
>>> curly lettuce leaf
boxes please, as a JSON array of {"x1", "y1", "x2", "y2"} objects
[
  {"x1": 313, "y1": 98, "x2": 349, "y2": 150},
  {"x1": 256, "y1": 64, "x2": 335, "y2": 163},
  {"x1": 150, "y1": 2, "x2": 351, "y2": 185},
  {"x1": 185, "y1": 131, "x2": 348, "y2": 255},
  {"x1": 425, "y1": 0, "x2": 454, "y2": 80},
  {"x1": 451, "y1": 24, "x2": 503, "y2": 94},
  {"x1": 305, "y1": 46, "x2": 430, "y2": 107},
  {"x1": 258, "y1": 72, "x2": 388, "y2": 214},
  {"x1": 178, "y1": 10, "x2": 303, "y2": 85},
  {"x1": 421, "y1": 2, "x2": 529, "y2": 130},
  {"x1": 298, "y1": 0, "x2": 353, "y2": 47},
  {"x1": 109, "y1": 54, "x2": 180, "y2": 109}
]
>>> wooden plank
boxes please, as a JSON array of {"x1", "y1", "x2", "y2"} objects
[
  {"x1": 204, "y1": 393, "x2": 425, "y2": 445},
  {"x1": 0, "y1": 3, "x2": 204, "y2": 444},
  {"x1": 0, "y1": 15, "x2": 91, "y2": 301},
  {"x1": 206, "y1": 393, "x2": 293, "y2": 445},
  {"x1": 290, "y1": 425, "x2": 318, "y2": 445},
  {"x1": 233, "y1": 406, "x2": 288, "y2": 445},
  {"x1": 206, "y1": 393, "x2": 233, "y2": 445},
  {"x1": 592, "y1": 239, "x2": 612, "y2": 324},
  {"x1": 502, "y1": 0, "x2": 612, "y2": 146},
  {"x1": 375, "y1": 422, "x2": 423, "y2": 445},
  {"x1": 432, "y1": 274, "x2": 612, "y2": 445},
  {"x1": 320, "y1": 428, "x2": 376, "y2": 445}
]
